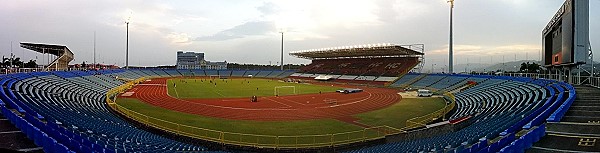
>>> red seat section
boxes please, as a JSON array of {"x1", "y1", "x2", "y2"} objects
[{"x1": 299, "y1": 57, "x2": 419, "y2": 77}]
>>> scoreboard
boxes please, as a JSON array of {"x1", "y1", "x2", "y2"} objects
[{"x1": 542, "y1": 0, "x2": 589, "y2": 67}]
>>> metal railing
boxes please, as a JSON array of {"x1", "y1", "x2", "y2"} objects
[
  {"x1": 404, "y1": 93, "x2": 456, "y2": 130},
  {"x1": 467, "y1": 72, "x2": 600, "y2": 87}
]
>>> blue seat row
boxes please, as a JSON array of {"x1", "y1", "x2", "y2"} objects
[{"x1": 350, "y1": 73, "x2": 574, "y2": 152}]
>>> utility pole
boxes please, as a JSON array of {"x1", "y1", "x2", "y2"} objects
[
  {"x1": 94, "y1": 31, "x2": 96, "y2": 69},
  {"x1": 125, "y1": 12, "x2": 132, "y2": 69},
  {"x1": 10, "y1": 41, "x2": 13, "y2": 70},
  {"x1": 280, "y1": 32, "x2": 284, "y2": 71},
  {"x1": 126, "y1": 21, "x2": 129, "y2": 69}
]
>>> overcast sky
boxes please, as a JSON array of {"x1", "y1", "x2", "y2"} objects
[{"x1": 1, "y1": 0, "x2": 598, "y2": 67}]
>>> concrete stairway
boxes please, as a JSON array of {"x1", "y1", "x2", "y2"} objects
[
  {"x1": 527, "y1": 86, "x2": 600, "y2": 153},
  {"x1": 0, "y1": 111, "x2": 43, "y2": 152}
]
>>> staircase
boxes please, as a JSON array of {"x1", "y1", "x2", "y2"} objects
[
  {"x1": 45, "y1": 49, "x2": 74, "y2": 71},
  {"x1": 0, "y1": 110, "x2": 43, "y2": 152},
  {"x1": 449, "y1": 83, "x2": 476, "y2": 93},
  {"x1": 527, "y1": 85, "x2": 600, "y2": 152},
  {"x1": 401, "y1": 74, "x2": 428, "y2": 88}
]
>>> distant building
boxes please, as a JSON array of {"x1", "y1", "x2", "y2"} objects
[
  {"x1": 201, "y1": 60, "x2": 227, "y2": 70},
  {"x1": 176, "y1": 51, "x2": 227, "y2": 69},
  {"x1": 177, "y1": 51, "x2": 204, "y2": 69}
]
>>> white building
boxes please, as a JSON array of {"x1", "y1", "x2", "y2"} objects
[{"x1": 176, "y1": 51, "x2": 227, "y2": 69}]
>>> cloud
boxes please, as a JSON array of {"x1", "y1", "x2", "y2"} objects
[
  {"x1": 428, "y1": 45, "x2": 483, "y2": 55},
  {"x1": 425, "y1": 44, "x2": 541, "y2": 56},
  {"x1": 194, "y1": 21, "x2": 275, "y2": 41},
  {"x1": 256, "y1": 2, "x2": 280, "y2": 16},
  {"x1": 167, "y1": 32, "x2": 192, "y2": 45}
]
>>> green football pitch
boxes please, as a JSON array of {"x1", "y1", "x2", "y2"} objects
[
  {"x1": 116, "y1": 97, "x2": 445, "y2": 135},
  {"x1": 116, "y1": 78, "x2": 447, "y2": 147},
  {"x1": 166, "y1": 78, "x2": 340, "y2": 98}
]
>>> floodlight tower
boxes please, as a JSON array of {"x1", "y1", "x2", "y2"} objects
[
  {"x1": 125, "y1": 12, "x2": 132, "y2": 69},
  {"x1": 447, "y1": 0, "x2": 455, "y2": 73},
  {"x1": 280, "y1": 31, "x2": 284, "y2": 71}
]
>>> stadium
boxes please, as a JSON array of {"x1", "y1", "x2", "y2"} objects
[{"x1": 1, "y1": 0, "x2": 598, "y2": 153}]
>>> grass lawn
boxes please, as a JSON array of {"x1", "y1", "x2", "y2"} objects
[
  {"x1": 167, "y1": 78, "x2": 339, "y2": 98},
  {"x1": 354, "y1": 97, "x2": 446, "y2": 129}
]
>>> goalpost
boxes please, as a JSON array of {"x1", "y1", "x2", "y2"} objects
[
  {"x1": 274, "y1": 86, "x2": 296, "y2": 96},
  {"x1": 209, "y1": 75, "x2": 220, "y2": 80}
]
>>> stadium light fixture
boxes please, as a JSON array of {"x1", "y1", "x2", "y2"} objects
[
  {"x1": 280, "y1": 31, "x2": 284, "y2": 71},
  {"x1": 447, "y1": 0, "x2": 455, "y2": 73},
  {"x1": 125, "y1": 11, "x2": 132, "y2": 69}
]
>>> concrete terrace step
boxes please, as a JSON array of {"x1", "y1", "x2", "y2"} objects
[
  {"x1": 561, "y1": 116, "x2": 600, "y2": 123},
  {"x1": 547, "y1": 122, "x2": 600, "y2": 135},
  {"x1": 574, "y1": 99, "x2": 600, "y2": 102},
  {"x1": 576, "y1": 97, "x2": 600, "y2": 100},
  {"x1": 568, "y1": 106, "x2": 600, "y2": 111},
  {"x1": 0, "y1": 120, "x2": 20, "y2": 132},
  {"x1": 565, "y1": 110, "x2": 600, "y2": 117},
  {"x1": 528, "y1": 134, "x2": 600, "y2": 153},
  {"x1": 571, "y1": 102, "x2": 600, "y2": 107},
  {"x1": 0, "y1": 132, "x2": 43, "y2": 153},
  {"x1": 0, "y1": 113, "x2": 42, "y2": 152}
]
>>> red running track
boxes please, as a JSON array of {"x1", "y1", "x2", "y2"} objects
[{"x1": 123, "y1": 78, "x2": 401, "y2": 121}]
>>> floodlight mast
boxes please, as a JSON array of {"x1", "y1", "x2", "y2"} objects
[
  {"x1": 94, "y1": 31, "x2": 96, "y2": 69},
  {"x1": 447, "y1": 0, "x2": 454, "y2": 73},
  {"x1": 280, "y1": 31, "x2": 284, "y2": 71},
  {"x1": 125, "y1": 12, "x2": 132, "y2": 69},
  {"x1": 125, "y1": 21, "x2": 129, "y2": 69}
]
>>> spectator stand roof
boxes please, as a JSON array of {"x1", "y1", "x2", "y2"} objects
[
  {"x1": 20, "y1": 42, "x2": 73, "y2": 56},
  {"x1": 289, "y1": 43, "x2": 424, "y2": 60},
  {"x1": 20, "y1": 42, "x2": 74, "y2": 70}
]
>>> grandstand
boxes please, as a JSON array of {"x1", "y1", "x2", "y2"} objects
[
  {"x1": 0, "y1": 69, "x2": 296, "y2": 152},
  {"x1": 0, "y1": 67, "x2": 583, "y2": 152},
  {"x1": 289, "y1": 44, "x2": 424, "y2": 85},
  {"x1": 351, "y1": 73, "x2": 575, "y2": 152}
]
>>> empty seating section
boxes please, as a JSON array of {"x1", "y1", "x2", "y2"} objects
[
  {"x1": 428, "y1": 75, "x2": 468, "y2": 90},
  {"x1": 178, "y1": 69, "x2": 194, "y2": 77},
  {"x1": 191, "y1": 69, "x2": 206, "y2": 76},
  {"x1": 265, "y1": 71, "x2": 284, "y2": 78},
  {"x1": 299, "y1": 57, "x2": 418, "y2": 77},
  {"x1": 299, "y1": 73, "x2": 315, "y2": 77},
  {"x1": 338, "y1": 75, "x2": 358, "y2": 80},
  {"x1": 254, "y1": 71, "x2": 272, "y2": 77},
  {"x1": 374, "y1": 76, "x2": 398, "y2": 82},
  {"x1": 389, "y1": 73, "x2": 419, "y2": 87},
  {"x1": 163, "y1": 69, "x2": 181, "y2": 77},
  {"x1": 277, "y1": 71, "x2": 296, "y2": 78},
  {"x1": 230, "y1": 70, "x2": 245, "y2": 77},
  {"x1": 289, "y1": 73, "x2": 302, "y2": 77},
  {"x1": 203, "y1": 70, "x2": 218, "y2": 76},
  {"x1": 0, "y1": 70, "x2": 573, "y2": 152},
  {"x1": 410, "y1": 74, "x2": 447, "y2": 87},
  {"x1": 350, "y1": 74, "x2": 574, "y2": 152},
  {"x1": 243, "y1": 70, "x2": 259, "y2": 77},
  {"x1": 0, "y1": 69, "x2": 296, "y2": 153},
  {"x1": 151, "y1": 69, "x2": 170, "y2": 77},
  {"x1": 355, "y1": 76, "x2": 377, "y2": 81},
  {"x1": 218, "y1": 70, "x2": 232, "y2": 77}
]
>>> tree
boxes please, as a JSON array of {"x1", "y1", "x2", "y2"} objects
[
  {"x1": 1, "y1": 56, "x2": 24, "y2": 68},
  {"x1": 527, "y1": 63, "x2": 540, "y2": 73},
  {"x1": 24, "y1": 60, "x2": 37, "y2": 68},
  {"x1": 12, "y1": 57, "x2": 24, "y2": 68},
  {"x1": 519, "y1": 62, "x2": 540, "y2": 73}
]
